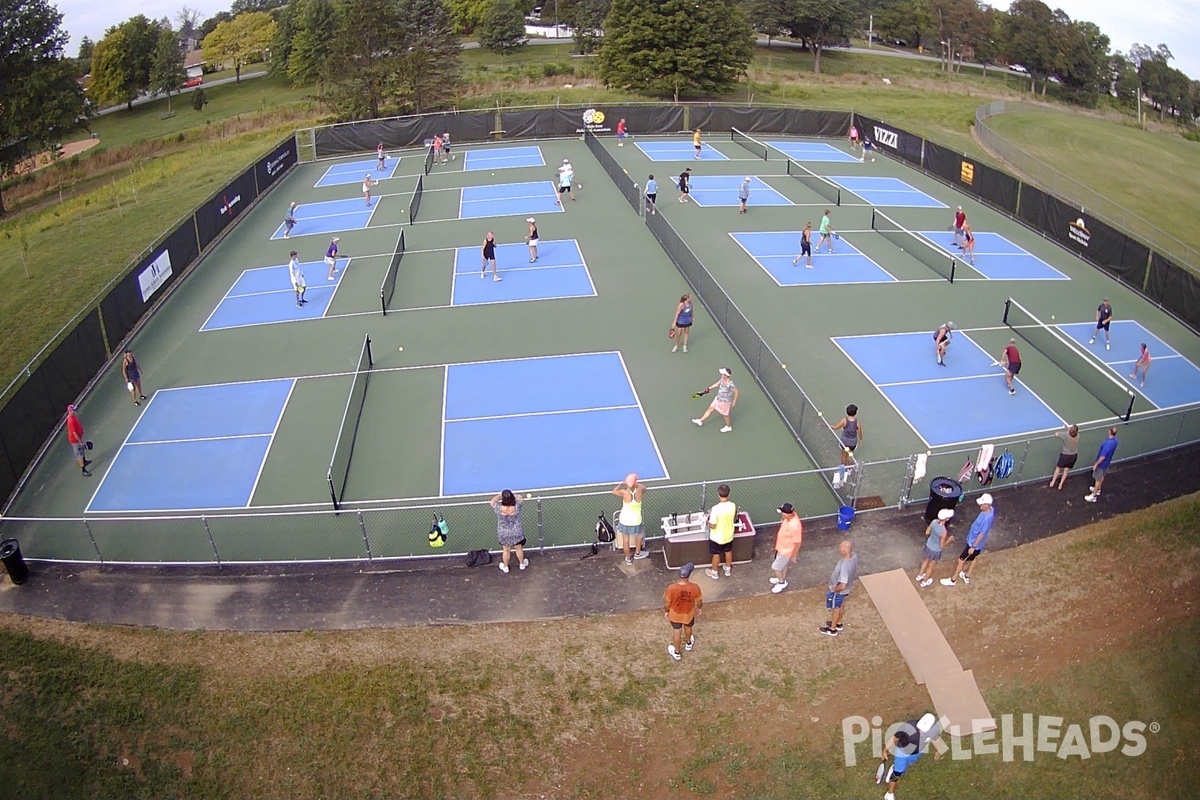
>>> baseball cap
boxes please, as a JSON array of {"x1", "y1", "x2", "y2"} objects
[
  {"x1": 946, "y1": 321, "x2": 955, "y2": 329},
  {"x1": 563, "y1": 158, "x2": 570, "y2": 163},
  {"x1": 977, "y1": 493, "x2": 993, "y2": 505},
  {"x1": 67, "y1": 404, "x2": 76, "y2": 412},
  {"x1": 744, "y1": 176, "x2": 752, "y2": 181},
  {"x1": 331, "y1": 237, "x2": 340, "y2": 242},
  {"x1": 957, "y1": 205, "x2": 962, "y2": 211},
  {"x1": 937, "y1": 508, "x2": 955, "y2": 521},
  {"x1": 719, "y1": 367, "x2": 731, "y2": 376},
  {"x1": 777, "y1": 502, "x2": 795, "y2": 515},
  {"x1": 526, "y1": 217, "x2": 535, "y2": 223},
  {"x1": 679, "y1": 562, "x2": 695, "y2": 578}
]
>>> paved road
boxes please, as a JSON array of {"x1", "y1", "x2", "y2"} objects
[{"x1": 93, "y1": 70, "x2": 269, "y2": 116}]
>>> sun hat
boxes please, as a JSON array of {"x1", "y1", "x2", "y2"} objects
[{"x1": 526, "y1": 217, "x2": 535, "y2": 223}]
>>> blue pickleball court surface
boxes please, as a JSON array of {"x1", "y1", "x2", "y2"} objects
[
  {"x1": 463, "y1": 145, "x2": 546, "y2": 171},
  {"x1": 1057, "y1": 320, "x2": 1200, "y2": 409},
  {"x1": 315, "y1": 158, "x2": 401, "y2": 188},
  {"x1": 460, "y1": 181, "x2": 565, "y2": 219},
  {"x1": 270, "y1": 198, "x2": 376, "y2": 240},
  {"x1": 201, "y1": 259, "x2": 347, "y2": 331},
  {"x1": 916, "y1": 230, "x2": 1069, "y2": 280},
  {"x1": 441, "y1": 352, "x2": 666, "y2": 495},
  {"x1": 730, "y1": 231, "x2": 895, "y2": 285},
  {"x1": 635, "y1": 141, "x2": 729, "y2": 161},
  {"x1": 673, "y1": 176, "x2": 792, "y2": 208},
  {"x1": 767, "y1": 141, "x2": 860, "y2": 163},
  {"x1": 452, "y1": 239, "x2": 594, "y2": 306},
  {"x1": 832, "y1": 176, "x2": 948, "y2": 208},
  {"x1": 87, "y1": 379, "x2": 294, "y2": 512},
  {"x1": 834, "y1": 332, "x2": 1064, "y2": 447}
]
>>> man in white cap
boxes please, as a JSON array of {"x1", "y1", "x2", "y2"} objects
[
  {"x1": 557, "y1": 159, "x2": 575, "y2": 204},
  {"x1": 737, "y1": 176, "x2": 751, "y2": 214},
  {"x1": 953, "y1": 205, "x2": 967, "y2": 248},
  {"x1": 941, "y1": 494, "x2": 994, "y2": 586}
]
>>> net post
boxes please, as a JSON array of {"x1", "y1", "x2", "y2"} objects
[
  {"x1": 835, "y1": 187, "x2": 841, "y2": 207},
  {"x1": 1002, "y1": 298, "x2": 1012, "y2": 325},
  {"x1": 948, "y1": 257, "x2": 956, "y2": 284},
  {"x1": 871, "y1": 207, "x2": 877, "y2": 230},
  {"x1": 328, "y1": 474, "x2": 339, "y2": 510},
  {"x1": 366, "y1": 334, "x2": 373, "y2": 367},
  {"x1": 1122, "y1": 393, "x2": 1134, "y2": 422}
]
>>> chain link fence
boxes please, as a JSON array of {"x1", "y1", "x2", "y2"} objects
[{"x1": 975, "y1": 101, "x2": 1199, "y2": 277}]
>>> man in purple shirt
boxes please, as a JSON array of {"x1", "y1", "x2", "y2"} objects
[
  {"x1": 325, "y1": 237, "x2": 340, "y2": 280},
  {"x1": 1085, "y1": 426, "x2": 1119, "y2": 503},
  {"x1": 941, "y1": 493, "x2": 995, "y2": 586}
]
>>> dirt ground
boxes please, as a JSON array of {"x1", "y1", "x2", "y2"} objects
[
  {"x1": 13, "y1": 137, "x2": 100, "y2": 175},
  {"x1": 0, "y1": 495, "x2": 1195, "y2": 798}
]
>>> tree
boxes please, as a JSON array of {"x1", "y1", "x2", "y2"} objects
[
  {"x1": 874, "y1": 0, "x2": 932, "y2": 53},
  {"x1": 1051, "y1": 18, "x2": 1109, "y2": 105},
  {"x1": 150, "y1": 27, "x2": 186, "y2": 110},
  {"x1": 599, "y1": 0, "x2": 754, "y2": 101},
  {"x1": 479, "y1": 0, "x2": 526, "y2": 54},
  {"x1": 1002, "y1": 0, "x2": 1055, "y2": 92},
  {"x1": 191, "y1": 86, "x2": 207, "y2": 110},
  {"x1": 201, "y1": 11, "x2": 276, "y2": 81},
  {"x1": 789, "y1": 0, "x2": 857, "y2": 74},
  {"x1": 176, "y1": 6, "x2": 202, "y2": 45},
  {"x1": 288, "y1": 0, "x2": 339, "y2": 90},
  {"x1": 446, "y1": 0, "x2": 492, "y2": 35},
  {"x1": 321, "y1": 0, "x2": 403, "y2": 119},
  {"x1": 567, "y1": 0, "x2": 610, "y2": 55},
  {"x1": 0, "y1": 0, "x2": 89, "y2": 214},
  {"x1": 89, "y1": 15, "x2": 161, "y2": 109},
  {"x1": 397, "y1": 0, "x2": 463, "y2": 113},
  {"x1": 268, "y1": 0, "x2": 296, "y2": 77},
  {"x1": 197, "y1": 11, "x2": 233, "y2": 41},
  {"x1": 76, "y1": 35, "x2": 94, "y2": 76},
  {"x1": 743, "y1": 0, "x2": 793, "y2": 47},
  {"x1": 231, "y1": 0, "x2": 287, "y2": 13}
]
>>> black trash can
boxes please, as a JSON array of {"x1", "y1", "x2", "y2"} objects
[
  {"x1": 0, "y1": 539, "x2": 29, "y2": 586},
  {"x1": 924, "y1": 477, "x2": 963, "y2": 522}
]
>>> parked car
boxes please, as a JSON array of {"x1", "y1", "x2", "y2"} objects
[
  {"x1": 1007, "y1": 64, "x2": 1029, "y2": 75},
  {"x1": 184, "y1": 76, "x2": 203, "y2": 88}
]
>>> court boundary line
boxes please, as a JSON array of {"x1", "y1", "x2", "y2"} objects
[
  {"x1": 447, "y1": 401, "x2": 641, "y2": 424},
  {"x1": 198, "y1": 257, "x2": 354, "y2": 333},
  {"x1": 248, "y1": 379, "x2": 295, "y2": 506},
  {"x1": 917, "y1": 231, "x2": 1070, "y2": 281},
  {"x1": 727, "y1": 231, "x2": 898, "y2": 287},
  {"x1": 125, "y1": 432, "x2": 278, "y2": 446},
  {"x1": 438, "y1": 364, "x2": 449, "y2": 497}
]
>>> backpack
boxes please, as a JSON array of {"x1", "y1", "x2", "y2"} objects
[
  {"x1": 993, "y1": 450, "x2": 1015, "y2": 480},
  {"x1": 465, "y1": 549, "x2": 492, "y2": 567},
  {"x1": 428, "y1": 513, "x2": 448, "y2": 548},
  {"x1": 596, "y1": 512, "x2": 616, "y2": 543},
  {"x1": 956, "y1": 459, "x2": 974, "y2": 483}
]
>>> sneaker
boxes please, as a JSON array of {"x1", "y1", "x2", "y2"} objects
[
  {"x1": 792, "y1": 258, "x2": 799, "y2": 266},
  {"x1": 625, "y1": 556, "x2": 633, "y2": 566},
  {"x1": 915, "y1": 573, "x2": 925, "y2": 582},
  {"x1": 819, "y1": 626, "x2": 838, "y2": 637},
  {"x1": 806, "y1": 263, "x2": 813, "y2": 269},
  {"x1": 771, "y1": 581, "x2": 788, "y2": 593},
  {"x1": 1089, "y1": 337, "x2": 1095, "y2": 344},
  {"x1": 1009, "y1": 388, "x2": 1016, "y2": 395},
  {"x1": 519, "y1": 558, "x2": 528, "y2": 570},
  {"x1": 684, "y1": 636, "x2": 694, "y2": 651},
  {"x1": 959, "y1": 571, "x2": 971, "y2": 584},
  {"x1": 668, "y1": 644, "x2": 681, "y2": 661},
  {"x1": 940, "y1": 577, "x2": 956, "y2": 586},
  {"x1": 885, "y1": 792, "x2": 896, "y2": 800},
  {"x1": 1106, "y1": 342, "x2": 1110, "y2": 351},
  {"x1": 328, "y1": 276, "x2": 335, "y2": 281},
  {"x1": 82, "y1": 469, "x2": 91, "y2": 477},
  {"x1": 671, "y1": 345, "x2": 678, "y2": 353},
  {"x1": 920, "y1": 578, "x2": 934, "y2": 588},
  {"x1": 723, "y1": 565, "x2": 731, "y2": 577},
  {"x1": 692, "y1": 419, "x2": 703, "y2": 427},
  {"x1": 498, "y1": 562, "x2": 509, "y2": 573},
  {"x1": 682, "y1": 346, "x2": 687, "y2": 353},
  {"x1": 493, "y1": 274, "x2": 502, "y2": 281},
  {"x1": 1085, "y1": 493, "x2": 1098, "y2": 503},
  {"x1": 140, "y1": 395, "x2": 146, "y2": 401},
  {"x1": 769, "y1": 576, "x2": 781, "y2": 584},
  {"x1": 1089, "y1": 486, "x2": 1096, "y2": 492},
  {"x1": 835, "y1": 624, "x2": 843, "y2": 632},
  {"x1": 134, "y1": 400, "x2": 140, "y2": 406},
  {"x1": 705, "y1": 568, "x2": 719, "y2": 580},
  {"x1": 720, "y1": 425, "x2": 732, "y2": 433},
  {"x1": 633, "y1": 550, "x2": 649, "y2": 560}
]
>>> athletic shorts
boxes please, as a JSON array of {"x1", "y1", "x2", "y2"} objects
[
  {"x1": 675, "y1": 321, "x2": 691, "y2": 329},
  {"x1": 71, "y1": 441, "x2": 86, "y2": 459},
  {"x1": 670, "y1": 618, "x2": 694, "y2": 630},
  {"x1": 325, "y1": 256, "x2": 336, "y2": 268},
  {"x1": 615, "y1": 521, "x2": 644, "y2": 537},
  {"x1": 1096, "y1": 320, "x2": 1111, "y2": 331},
  {"x1": 1057, "y1": 453, "x2": 1078, "y2": 469},
  {"x1": 558, "y1": 185, "x2": 571, "y2": 194},
  {"x1": 841, "y1": 442, "x2": 857, "y2": 453},
  {"x1": 1093, "y1": 466, "x2": 1108, "y2": 482},
  {"x1": 646, "y1": 193, "x2": 657, "y2": 204},
  {"x1": 1008, "y1": 362, "x2": 1022, "y2": 376},
  {"x1": 771, "y1": 553, "x2": 792, "y2": 571},
  {"x1": 708, "y1": 539, "x2": 733, "y2": 556},
  {"x1": 801, "y1": 240, "x2": 811, "y2": 256},
  {"x1": 680, "y1": 186, "x2": 690, "y2": 194},
  {"x1": 921, "y1": 545, "x2": 943, "y2": 562},
  {"x1": 959, "y1": 546, "x2": 981, "y2": 562},
  {"x1": 826, "y1": 591, "x2": 848, "y2": 610}
]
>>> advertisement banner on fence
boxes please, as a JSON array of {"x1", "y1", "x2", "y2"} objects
[
  {"x1": 255, "y1": 137, "x2": 298, "y2": 194},
  {"x1": 136, "y1": 250, "x2": 172, "y2": 303}
]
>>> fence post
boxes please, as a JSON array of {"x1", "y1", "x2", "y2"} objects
[
  {"x1": 535, "y1": 498, "x2": 545, "y2": 552},
  {"x1": 899, "y1": 455, "x2": 917, "y2": 509},
  {"x1": 358, "y1": 510, "x2": 372, "y2": 561},
  {"x1": 83, "y1": 519, "x2": 103, "y2": 563},
  {"x1": 199, "y1": 515, "x2": 220, "y2": 566}
]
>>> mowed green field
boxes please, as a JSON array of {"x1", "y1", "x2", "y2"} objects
[{"x1": 984, "y1": 106, "x2": 1200, "y2": 266}]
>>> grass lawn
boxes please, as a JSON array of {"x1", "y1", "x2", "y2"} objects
[
  {"x1": 0, "y1": 496, "x2": 1194, "y2": 798},
  {"x1": 982, "y1": 106, "x2": 1200, "y2": 268}
]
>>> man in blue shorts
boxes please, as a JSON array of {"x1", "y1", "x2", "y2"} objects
[
  {"x1": 1089, "y1": 298, "x2": 1113, "y2": 350},
  {"x1": 880, "y1": 718, "x2": 942, "y2": 800},
  {"x1": 1085, "y1": 426, "x2": 1119, "y2": 503},
  {"x1": 941, "y1": 493, "x2": 994, "y2": 586},
  {"x1": 821, "y1": 540, "x2": 857, "y2": 636}
]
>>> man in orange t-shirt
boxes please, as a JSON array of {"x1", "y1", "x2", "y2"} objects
[
  {"x1": 663, "y1": 563, "x2": 703, "y2": 661},
  {"x1": 770, "y1": 503, "x2": 804, "y2": 593}
]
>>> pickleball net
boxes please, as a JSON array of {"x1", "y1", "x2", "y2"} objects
[
  {"x1": 409, "y1": 173, "x2": 423, "y2": 223},
  {"x1": 424, "y1": 145, "x2": 435, "y2": 175},
  {"x1": 327, "y1": 334, "x2": 374, "y2": 509},
  {"x1": 731, "y1": 128, "x2": 769, "y2": 160},
  {"x1": 787, "y1": 159, "x2": 840, "y2": 206},
  {"x1": 1003, "y1": 297, "x2": 1135, "y2": 421},
  {"x1": 871, "y1": 207, "x2": 957, "y2": 283},
  {"x1": 380, "y1": 228, "x2": 405, "y2": 315}
]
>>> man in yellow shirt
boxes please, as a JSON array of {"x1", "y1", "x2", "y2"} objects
[
  {"x1": 693, "y1": 127, "x2": 703, "y2": 159},
  {"x1": 705, "y1": 483, "x2": 737, "y2": 579}
]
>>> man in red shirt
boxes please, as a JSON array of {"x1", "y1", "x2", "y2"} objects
[
  {"x1": 616, "y1": 118, "x2": 627, "y2": 146},
  {"x1": 663, "y1": 562, "x2": 703, "y2": 661},
  {"x1": 66, "y1": 404, "x2": 91, "y2": 477},
  {"x1": 953, "y1": 206, "x2": 967, "y2": 248},
  {"x1": 998, "y1": 338, "x2": 1021, "y2": 395}
]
